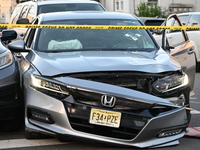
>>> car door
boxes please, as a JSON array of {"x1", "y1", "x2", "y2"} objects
[
  {"x1": 179, "y1": 14, "x2": 200, "y2": 66},
  {"x1": 14, "y1": 4, "x2": 30, "y2": 40},
  {"x1": 163, "y1": 14, "x2": 196, "y2": 91},
  {"x1": 13, "y1": 18, "x2": 38, "y2": 88}
]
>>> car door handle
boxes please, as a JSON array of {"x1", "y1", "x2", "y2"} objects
[
  {"x1": 192, "y1": 23, "x2": 198, "y2": 26},
  {"x1": 188, "y1": 48, "x2": 194, "y2": 55}
]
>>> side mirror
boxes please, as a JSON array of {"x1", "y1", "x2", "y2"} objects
[
  {"x1": 8, "y1": 40, "x2": 29, "y2": 52},
  {"x1": 1, "y1": 30, "x2": 17, "y2": 41},
  {"x1": 164, "y1": 46, "x2": 175, "y2": 52},
  {"x1": 16, "y1": 18, "x2": 30, "y2": 24}
]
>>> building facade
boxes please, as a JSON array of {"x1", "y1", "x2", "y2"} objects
[
  {"x1": 100, "y1": 0, "x2": 200, "y2": 16},
  {"x1": 0, "y1": 0, "x2": 17, "y2": 23}
]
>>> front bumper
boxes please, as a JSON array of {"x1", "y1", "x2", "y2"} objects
[
  {"x1": 25, "y1": 84, "x2": 188, "y2": 148},
  {"x1": 0, "y1": 62, "x2": 20, "y2": 120}
]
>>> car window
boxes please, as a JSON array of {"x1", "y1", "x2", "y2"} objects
[
  {"x1": 178, "y1": 15, "x2": 190, "y2": 25},
  {"x1": 24, "y1": 19, "x2": 38, "y2": 48},
  {"x1": 27, "y1": 5, "x2": 35, "y2": 23},
  {"x1": 166, "y1": 17, "x2": 174, "y2": 26},
  {"x1": 19, "y1": 5, "x2": 29, "y2": 19},
  {"x1": 187, "y1": 14, "x2": 200, "y2": 26},
  {"x1": 141, "y1": 18, "x2": 165, "y2": 26},
  {"x1": 145, "y1": 20, "x2": 165, "y2": 26},
  {"x1": 10, "y1": 5, "x2": 22, "y2": 24},
  {"x1": 38, "y1": 4, "x2": 105, "y2": 14},
  {"x1": 166, "y1": 17, "x2": 186, "y2": 46},
  {"x1": 36, "y1": 19, "x2": 157, "y2": 57}
]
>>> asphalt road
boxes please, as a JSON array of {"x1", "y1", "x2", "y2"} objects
[{"x1": 0, "y1": 73, "x2": 200, "y2": 150}]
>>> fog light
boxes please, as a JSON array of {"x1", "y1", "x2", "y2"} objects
[
  {"x1": 158, "y1": 129, "x2": 182, "y2": 138},
  {"x1": 28, "y1": 108, "x2": 55, "y2": 124}
]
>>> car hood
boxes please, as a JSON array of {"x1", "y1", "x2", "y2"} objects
[
  {"x1": 27, "y1": 49, "x2": 181, "y2": 76},
  {"x1": 55, "y1": 76, "x2": 179, "y2": 107}
]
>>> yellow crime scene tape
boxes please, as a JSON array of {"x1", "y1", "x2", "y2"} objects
[{"x1": 1, "y1": 24, "x2": 200, "y2": 30}]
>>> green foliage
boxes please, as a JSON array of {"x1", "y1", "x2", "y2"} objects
[{"x1": 136, "y1": 2, "x2": 169, "y2": 18}]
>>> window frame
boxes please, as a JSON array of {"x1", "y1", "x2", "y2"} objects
[
  {"x1": 187, "y1": 14, "x2": 200, "y2": 26},
  {"x1": 24, "y1": 18, "x2": 38, "y2": 48},
  {"x1": 26, "y1": 5, "x2": 35, "y2": 23},
  {"x1": 178, "y1": 15, "x2": 190, "y2": 26},
  {"x1": 19, "y1": 5, "x2": 30, "y2": 19},
  {"x1": 114, "y1": 0, "x2": 124, "y2": 11},
  {"x1": 165, "y1": 15, "x2": 189, "y2": 47}
]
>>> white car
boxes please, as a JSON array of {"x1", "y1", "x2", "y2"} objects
[
  {"x1": 178, "y1": 12, "x2": 200, "y2": 71},
  {"x1": 154, "y1": 13, "x2": 200, "y2": 72},
  {"x1": 9, "y1": 0, "x2": 106, "y2": 40}
]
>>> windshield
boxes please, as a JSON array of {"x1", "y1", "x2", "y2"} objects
[
  {"x1": 37, "y1": 19, "x2": 158, "y2": 53},
  {"x1": 38, "y1": 4, "x2": 105, "y2": 14}
]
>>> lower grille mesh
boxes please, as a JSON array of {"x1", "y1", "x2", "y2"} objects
[
  {"x1": 64, "y1": 102, "x2": 149, "y2": 140},
  {"x1": 0, "y1": 84, "x2": 18, "y2": 103}
]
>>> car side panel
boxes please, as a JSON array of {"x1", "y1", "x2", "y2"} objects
[{"x1": 170, "y1": 40, "x2": 196, "y2": 90}]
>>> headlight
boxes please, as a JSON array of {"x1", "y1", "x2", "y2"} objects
[
  {"x1": 153, "y1": 74, "x2": 188, "y2": 93},
  {"x1": 0, "y1": 50, "x2": 13, "y2": 69},
  {"x1": 30, "y1": 75, "x2": 69, "y2": 99}
]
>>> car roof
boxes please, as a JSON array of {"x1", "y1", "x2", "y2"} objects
[
  {"x1": 20, "y1": 0, "x2": 101, "y2": 5},
  {"x1": 178, "y1": 12, "x2": 200, "y2": 15},
  {"x1": 38, "y1": 11, "x2": 138, "y2": 22}
]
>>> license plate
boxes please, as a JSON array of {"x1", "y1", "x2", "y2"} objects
[{"x1": 89, "y1": 108, "x2": 121, "y2": 128}]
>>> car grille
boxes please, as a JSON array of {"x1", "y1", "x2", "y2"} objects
[
  {"x1": 68, "y1": 71, "x2": 169, "y2": 94},
  {"x1": 63, "y1": 88, "x2": 156, "y2": 140},
  {"x1": 62, "y1": 71, "x2": 174, "y2": 139},
  {"x1": 0, "y1": 84, "x2": 18, "y2": 104},
  {"x1": 0, "y1": 84, "x2": 21, "y2": 120},
  {"x1": 64, "y1": 102, "x2": 150, "y2": 140},
  {"x1": 68, "y1": 88, "x2": 153, "y2": 110}
]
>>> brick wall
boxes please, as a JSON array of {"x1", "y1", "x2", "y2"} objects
[{"x1": 0, "y1": 0, "x2": 17, "y2": 23}]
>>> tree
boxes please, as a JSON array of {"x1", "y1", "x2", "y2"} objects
[{"x1": 136, "y1": 2, "x2": 169, "y2": 18}]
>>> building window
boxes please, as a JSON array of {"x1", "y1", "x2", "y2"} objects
[
  {"x1": 116, "y1": 0, "x2": 119, "y2": 10},
  {"x1": 169, "y1": 4, "x2": 193, "y2": 13},
  {"x1": 148, "y1": 0, "x2": 158, "y2": 4},
  {"x1": 115, "y1": 0, "x2": 123, "y2": 11},
  {"x1": 121, "y1": 1, "x2": 123, "y2": 10}
]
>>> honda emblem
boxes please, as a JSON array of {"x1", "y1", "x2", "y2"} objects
[{"x1": 101, "y1": 95, "x2": 116, "y2": 108}]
